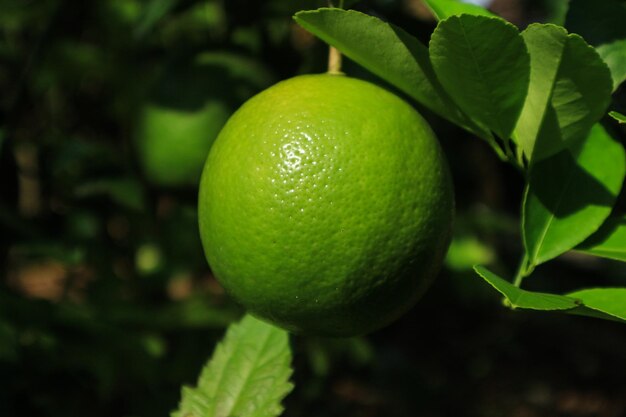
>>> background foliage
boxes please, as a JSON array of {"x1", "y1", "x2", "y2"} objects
[{"x1": 1, "y1": 0, "x2": 626, "y2": 416}]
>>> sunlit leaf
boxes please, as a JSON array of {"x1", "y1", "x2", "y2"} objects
[
  {"x1": 423, "y1": 0, "x2": 496, "y2": 20},
  {"x1": 293, "y1": 8, "x2": 489, "y2": 138},
  {"x1": 609, "y1": 111, "x2": 626, "y2": 124},
  {"x1": 474, "y1": 266, "x2": 626, "y2": 323},
  {"x1": 577, "y1": 214, "x2": 626, "y2": 262},
  {"x1": 429, "y1": 15, "x2": 529, "y2": 140},
  {"x1": 514, "y1": 24, "x2": 613, "y2": 161},
  {"x1": 172, "y1": 315, "x2": 293, "y2": 417},
  {"x1": 474, "y1": 266, "x2": 579, "y2": 310},
  {"x1": 567, "y1": 288, "x2": 626, "y2": 321}
]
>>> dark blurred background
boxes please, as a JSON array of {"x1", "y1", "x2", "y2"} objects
[{"x1": 1, "y1": 0, "x2": 625, "y2": 416}]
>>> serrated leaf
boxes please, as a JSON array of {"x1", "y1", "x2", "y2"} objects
[
  {"x1": 474, "y1": 266, "x2": 626, "y2": 323},
  {"x1": 523, "y1": 124, "x2": 626, "y2": 267},
  {"x1": 429, "y1": 15, "x2": 529, "y2": 140},
  {"x1": 474, "y1": 266, "x2": 580, "y2": 310},
  {"x1": 171, "y1": 315, "x2": 293, "y2": 417},
  {"x1": 423, "y1": 0, "x2": 496, "y2": 20},
  {"x1": 576, "y1": 214, "x2": 626, "y2": 262},
  {"x1": 566, "y1": 288, "x2": 626, "y2": 321},
  {"x1": 609, "y1": 111, "x2": 626, "y2": 124},
  {"x1": 293, "y1": 8, "x2": 489, "y2": 139},
  {"x1": 513, "y1": 24, "x2": 613, "y2": 161},
  {"x1": 565, "y1": 0, "x2": 626, "y2": 91}
]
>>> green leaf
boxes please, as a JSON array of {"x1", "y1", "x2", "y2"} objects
[
  {"x1": 74, "y1": 178, "x2": 146, "y2": 211},
  {"x1": 513, "y1": 24, "x2": 613, "y2": 161},
  {"x1": 172, "y1": 315, "x2": 293, "y2": 417},
  {"x1": 429, "y1": 15, "x2": 530, "y2": 140},
  {"x1": 474, "y1": 266, "x2": 580, "y2": 310},
  {"x1": 423, "y1": 0, "x2": 496, "y2": 20},
  {"x1": 597, "y1": 40, "x2": 626, "y2": 92},
  {"x1": 341, "y1": 0, "x2": 361, "y2": 8},
  {"x1": 544, "y1": 0, "x2": 568, "y2": 26},
  {"x1": 576, "y1": 214, "x2": 626, "y2": 262},
  {"x1": 445, "y1": 235, "x2": 495, "y2": 272},
  {"x1": 474, "y1": 266, "x2": 626, "y2": 323},
  {"x1": 293, "y1": 8, "x2": 489, "y2": 138},
  {"x1": 134, "y1": 0, "x2": 179, "y2": 39},
  {"x1": 565, "y1": 0, "x2": 626, "y2": 91},
  {"x1": 609, "y1": 111, "x2": 626, "y2": 124},
  {"x1": 523, "y1": 124, "x2": 626, "y2": 267},
  {"x1": 566, "y1": 288, "x2": 626, "y2": 321},
  {"x1": 272, "y1": 0, "x2": 360, "y2": 13}
]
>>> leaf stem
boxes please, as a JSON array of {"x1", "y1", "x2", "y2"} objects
[
  {"x1": 516, "y1": 145, "x2": 526, "y2": 170},
  {"x1": 513, "y1": 253, "x2": 530, "y2": 288},
  {"x1": 486, "y1": 136, "x2": 507, "y2": 161},
  {"x1": 502, "y1": 138, "x2": 515, "y2": 161}
]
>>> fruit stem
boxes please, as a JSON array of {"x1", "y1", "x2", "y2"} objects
[
  {"x1": 327, "y1": 46, "x2": 343, "y2": 75},
  {"x1": 327, "y1": 0, "x2": 344, "y2": 75}
]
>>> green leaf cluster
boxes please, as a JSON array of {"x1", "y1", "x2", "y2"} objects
[{"x1": 294, "y1": 2, "x2": 626, "y2": 324}]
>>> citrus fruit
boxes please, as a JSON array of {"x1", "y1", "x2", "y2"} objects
[
  {"x1": 135, "y1": 52, "x2": 274, "y2": 187},
  {"x1": 198, "y1": 74, "x2": 454, "y2": 336}
]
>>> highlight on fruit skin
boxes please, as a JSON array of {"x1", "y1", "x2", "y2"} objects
[
  {"x1": 134, "y1": 52, "x2": 274, "y2": 187},
  {"x1": 198, "y1": 73, "x2": 454, "y2": 337}
]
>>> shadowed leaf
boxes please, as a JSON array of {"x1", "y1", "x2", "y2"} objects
[
  {"x1": 566, "y1": 0, "x2": 626, "y2": 91},
  {"x1": 523, "y1": 124, "x2": 625, "y2": 267}
]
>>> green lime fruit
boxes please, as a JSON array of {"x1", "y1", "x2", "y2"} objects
[
  {"x1": 198, "y1": 74, "x2": 454, "y2": 336},
  {"x1": 135, "y1": 52, "x2": 274, "y2": 187}
]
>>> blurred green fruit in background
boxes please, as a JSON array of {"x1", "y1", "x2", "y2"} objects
[{"x1": 135, "y1": 52, "x2": 275, "y2": 187}]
